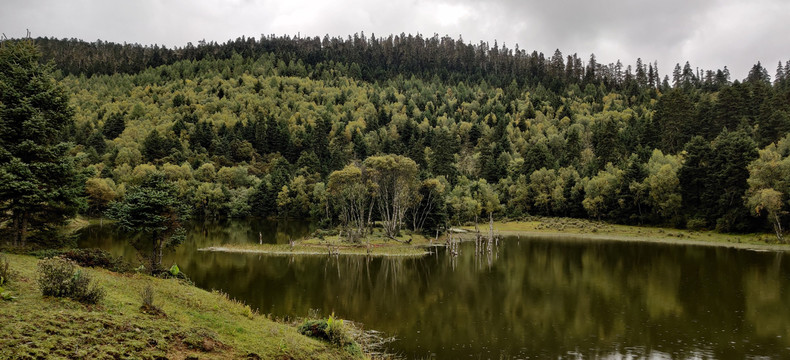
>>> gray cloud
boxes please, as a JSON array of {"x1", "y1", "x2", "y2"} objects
[{"x1": 2, "y1": 0, "x2": 788, "y2": 80}]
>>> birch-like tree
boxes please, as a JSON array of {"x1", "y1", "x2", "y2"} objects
[{"x1": 363, "y1": 155, "x2": 419, "y2": 237}]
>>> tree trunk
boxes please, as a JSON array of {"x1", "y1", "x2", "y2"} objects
[
  {"x1": 20, "y1": 211, "x2": 29, "y2": 247},
  {"x1": 158, "y1": 240, "x2": 164, "y2": 270},
  {"x1": 12, "y1": 211, "x2": 19, "y2": 247},
  {"x1": 489, "y1": 212, "x2": 494, "y2": 242},
  {"x1": 151, "y1": 232, "x2": 160, "y2": 272},
  {"x1": 774, "y1": 213, "x2": 785, "y2": 243}
]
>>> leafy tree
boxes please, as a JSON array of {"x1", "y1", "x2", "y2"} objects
[
  {"x1": 582, "y1": 163, "x2": 624, "y2": 220},
  {"x1": 85, "y1": 177, "x2": 122, "y2": 215},
  {"x1": 327, "y1": 163, "x2": 371, "y2": 241},
  {"x1": 106, "y1": 173, "x2": 188, "y2": 271},
  {"x1": 411, "y1": 177, "x2": 448, "y2": 233},
  {"x1": 642, "y1": 150, "x2": 682, "y2": 220},
  {"x1": 446, "y1": 176, "x2": 482, "y2": 225},
  {"x1": 528, "y1": 168, "x2": 563, "y2": 215},
  {"x1": 746, "y1": 135, "x2": 790, "y2": 241},
  {"x1": 363, "y1": 154, "x2": 420, "y2": 237},
  {"x1": 0, "y1": 40, "x2": 83, "y2": 246}
]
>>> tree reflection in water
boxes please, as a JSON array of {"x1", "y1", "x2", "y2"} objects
[{"x1": 78, "y1": 219, "x2": 790, "y2": 359}]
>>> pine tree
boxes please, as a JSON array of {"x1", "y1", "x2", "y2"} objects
[
  {"x1": 0, "y1": 40, "x2": 83, "y2": 246},
  {"x1": 102, "y1": 111, "x2": 126, "y2": 139},
  {"x1": 106, "y1": 173, "x2": 188, "y2": 271}
]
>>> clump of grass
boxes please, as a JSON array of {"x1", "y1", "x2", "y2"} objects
[
  {"x1": 37, "y1": 257, "x2": 105, "y2": 304},
  {"x1": 140, "y1": 283, "x2": 166, "y2": 317}
]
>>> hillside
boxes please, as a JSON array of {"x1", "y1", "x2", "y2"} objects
[
  {"x1": 3, "y1": 36, "x2": 790, "y2": 241},
  {"x1": 0, "y1": 253, "x2": 357, "y2": 359}
]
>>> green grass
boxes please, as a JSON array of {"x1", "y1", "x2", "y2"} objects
[
  {"x1": 201, "y1": 229, "x2": 436, "y2": 257},
  {"x1": 61, "y1": 215, "x2": 115, "y2": 235},
  {"x1": 457, "y1": 217, "x2": 790, "y2": 251},
  {"x1": 0, "y1": 253, "x2": 361, "y2": 359}
]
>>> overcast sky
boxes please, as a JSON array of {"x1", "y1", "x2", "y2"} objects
[{"x1": 2, "y1": 0, "x2": 788, "y2": 80}]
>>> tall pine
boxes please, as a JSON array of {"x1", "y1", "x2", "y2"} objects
[{"x1": 0, "y1": 40, "x2": 83, "y2": 246}]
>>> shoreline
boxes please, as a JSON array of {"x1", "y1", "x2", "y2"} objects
[
  {"x1": 453, "y1": 230, "x2": 790, "y2": 252},
  {"x1": 198, "y1": 244, "x2": 432, "y2": 257},
  {"x1": 453, "y1": 219, "x2": 790, "y2": 252}
]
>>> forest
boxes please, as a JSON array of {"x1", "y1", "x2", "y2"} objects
[{"x1": 3, "y1": 34, "x2": 790, "y2": 245}]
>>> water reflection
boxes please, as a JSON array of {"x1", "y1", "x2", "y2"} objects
[{"x1": 78, "y1": 220, "x2": 790, "y2": 359}]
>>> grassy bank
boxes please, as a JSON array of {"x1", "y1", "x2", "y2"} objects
[
  {"x1": 0, "y1": 253, "x2": 361, "y2": 359},
  {"x1": 200, "y1": 230, "x2": 435, "y2": 257},
  {"x1": 456, "y1": 217, "x2": 790, "y2": 251},
  {"x1": 61, "y1": 215, "x2": 115, "y2": 235}
]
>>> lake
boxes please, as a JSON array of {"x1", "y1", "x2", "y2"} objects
[{"x1": 78, "y1": 219, "x2": 790, "y2": 359}]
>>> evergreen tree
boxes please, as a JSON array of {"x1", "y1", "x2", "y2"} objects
[
  {"x1": 653, "y1": 90, "x2": 694, "y2": 153},
  {"x1": 142, "y1": 129, "x2": 169, "y2": 162},
  {"x1": 710, "y1": 130, "x2": 760, "y2": 231},
  {"x1": 0, "y1": 40, "x2": 83, "y2": 246},
  {"x1": 679, "y1": 136, "x2": 714, "y2": 226},
  {"x1": 106, "y1": 173, "x2": 188, "y2": 271},
  {"x1": 102, "y1": 111, "x2": 126, "y2": 139}
]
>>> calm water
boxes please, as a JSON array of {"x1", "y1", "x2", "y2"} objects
[{"x1": 78, "y1": 219, "x2": 790, "y2": 359}]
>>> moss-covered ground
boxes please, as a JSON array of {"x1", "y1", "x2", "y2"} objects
[{"x1": 0, "y1": 253, "x2": 360, "y2": 359}]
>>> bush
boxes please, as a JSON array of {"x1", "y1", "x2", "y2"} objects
[
  {"x1": 298, "y1": 313, "x2": 355, "y2": 348},
  {"x1": 31, "y1": 248, "x2": 131, "y2": 273},
  {"x1": 298, "y1": 319, "x2": 330, "y2": 341},
  {"x1": 0, "y1": 255, "x2": 13, "y2": 301},
  {"x1": 37, "y1": 258, "x2": 105, "y2": 304},
  {"x1": 686, "y1": 218, "x2": 708, "y2": 231},
  {"x1": 0, "y1": 253, "x2": 10, "y2": 283}
]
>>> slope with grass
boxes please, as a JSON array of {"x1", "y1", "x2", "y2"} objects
[{"x1": 0, "y1": 253, "x2": 360, "y2": 359}]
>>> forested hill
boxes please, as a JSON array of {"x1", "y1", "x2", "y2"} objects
[
  {"x1": 15, "y1": 36, "x2": 790, "y2": 235},
  {"x1": 30, "y1": 34, "x2": 786, "y2": 91}
]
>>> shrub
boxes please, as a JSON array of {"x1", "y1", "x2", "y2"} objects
[
  {"x1": 298, "y1": 319, "x2": 330, "y2": 341},
  {"x1": 0, "y1": 253, "x2": 10, "y2": 282},
  {"x1": 686, "y1": 218, "x2": 708, "y2": 231},
  {"x1": 141, "y1": 284, "x2": 155, "y2": 307},
  {"x1": 62, "y1": 248, "x2": 117, "y2": 268},
  {"x1": 37, "y1": 258, "x2": 105, "y2": 304},
  {"x1": 140, "y1": 283, "x2": 165, "y2": 316},
  {"x1": 31, "y1": 248, "x2": 131, "y2": 273},
  {"x1": 326, "y1": 313, "x2": 354, "y2": 347},
  {"x1": 70, "y1": 269, "x2": 106, "y2": 304},
  {"x1": 298, "y1": 313, "x2": 355, "y2": 348},
  {"x1": 0, "y1": 256, "x2": 13, "y2": 301}
]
